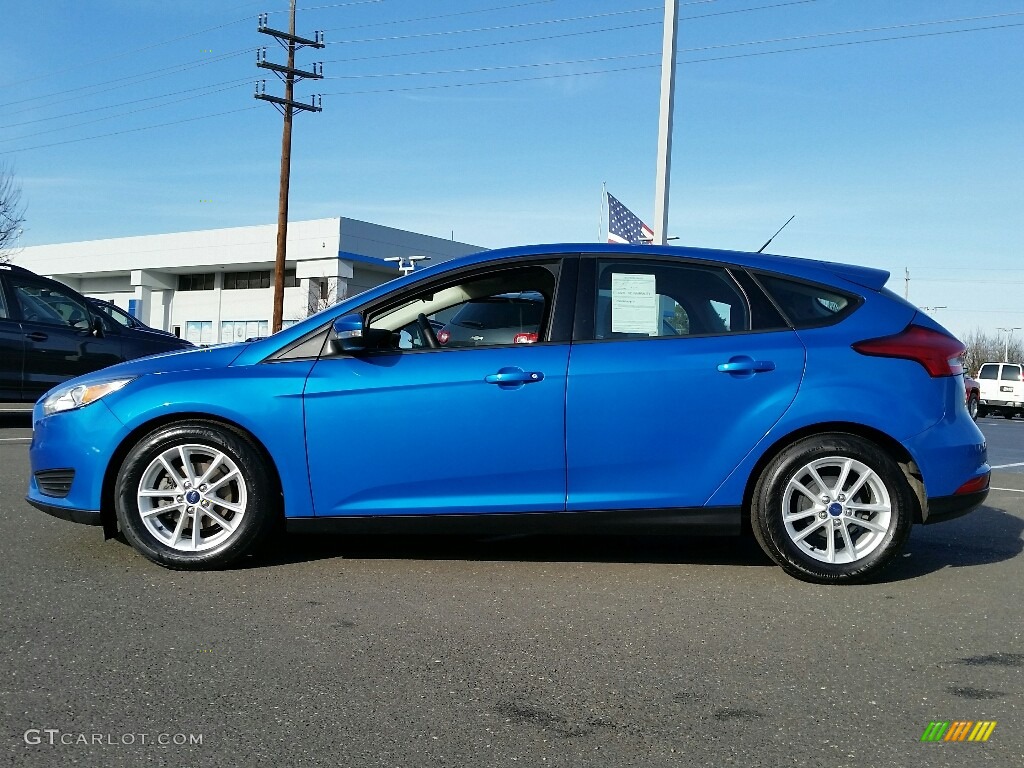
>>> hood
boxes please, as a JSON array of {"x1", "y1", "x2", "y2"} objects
[{"x1": 58, "y1": 343, "x2": 249, "y2": 388}]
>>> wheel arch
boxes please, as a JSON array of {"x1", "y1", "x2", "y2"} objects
[
  {"x1": 740, "y1": 422, "x2": 926, "y2": 532},
  {"x1": 99, "y1": 412, "x2": 285, "y2": 538}
]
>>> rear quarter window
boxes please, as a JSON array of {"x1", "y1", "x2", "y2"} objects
[{"x1": 756, "y1": 273, "x2": 858, "y2": 329}]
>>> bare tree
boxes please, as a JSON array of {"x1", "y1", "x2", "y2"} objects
[
  {"x1": 960, "y1": 328, "x2": 1024, "y2": 375},
  {"x1": 0, "y1": 163, "x2": 27, "y2": 262}
]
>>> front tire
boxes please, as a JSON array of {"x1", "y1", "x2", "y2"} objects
[
  {"x1": 967, "y1": 392, "x2": 979, "y2": 421},
  {"x1": 751, "y1": 433, "x2": 915, "y2": 583},
  {"x1": 115, "y1": 421, "x2": 278, "y2": 569}
]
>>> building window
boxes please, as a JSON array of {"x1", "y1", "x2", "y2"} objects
[
  {"x1": 221, "y1": 319, "x2": 270, "y2": 342},
  {"x1": 185, "y1": 320, "x2": 214, "y2": 345},
  {"x1": 223, "y1": 269, "x2": 297, "y2": 290},
  {"x1": 178, "y1": 273, "x2": 215, "y2": 291}
]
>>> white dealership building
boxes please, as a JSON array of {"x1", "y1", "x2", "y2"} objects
[{"x1": 14, "y1": 217, "x2": 483, "y2": 345}]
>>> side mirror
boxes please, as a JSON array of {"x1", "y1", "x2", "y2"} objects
[
  {"x1": 90, "y1": 315, "x2": 105, "y2": 338},
  {"x1": 331, "y1": 313, "x2": 367, "y2": 353},
  {"x1": 329, "y1": 314, "x2": 393, "y2": 354}
]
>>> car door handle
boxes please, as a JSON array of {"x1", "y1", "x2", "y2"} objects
[
  {"x1": 717, "y1": 359, "x2": 776, "y2": 374},
  {"x1": 26, "y1": 331, "x2": 48, "y2": 342},
  {"x1": 484, "y1": 367, "x2": 545, "y2": 385}
]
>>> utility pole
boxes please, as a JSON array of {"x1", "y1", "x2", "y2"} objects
[
  {"x1": 652, "y1": 0, "x2": 678, "y2": 246},
  {"x1": 256, "y1": 1, "x2": 323, "y2": 332},
  {"x1": 904, "y1": 267, "x2": 910, "y2": 300},
  {"x1": 997, "y1": 327, "x2": 1021, "y2": 362}
]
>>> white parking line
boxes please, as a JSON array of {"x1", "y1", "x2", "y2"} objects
[
  {"x1": 0, "y1": 437, "x2": 31, "y2": 442},
  {"x1": 991, "y1": 462, "x2": 1024, "y2": 469},
  {"x1": 992, "y1": 487, "x2": 1024, "y2": 493}
]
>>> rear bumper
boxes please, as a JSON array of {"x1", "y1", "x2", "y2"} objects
[{"x1": 923, "y1": 489, "x2": 989, "y2": 525}]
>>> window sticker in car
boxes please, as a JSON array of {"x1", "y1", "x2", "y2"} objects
[{"x1": 611, "y1": 273, "x2": 658, "y2": 336}]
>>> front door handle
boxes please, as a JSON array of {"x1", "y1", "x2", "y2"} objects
[
  {"x1": 717, "y1": 357, "x2": 776, "y2": 375},
  {"x1": 485, "y1": 367, "x2": 545, "y2": 387},
  {"x1": 26, "y1": 331, "x2": 48, "y2": 342}
]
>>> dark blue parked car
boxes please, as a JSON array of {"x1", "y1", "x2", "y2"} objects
[{"x1": 26, "y1": 244, "x2": 989, "y2": 582}]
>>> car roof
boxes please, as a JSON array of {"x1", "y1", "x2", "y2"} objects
[{"x1": 404, "y1": 243, "x2": 890, "y2": 293}]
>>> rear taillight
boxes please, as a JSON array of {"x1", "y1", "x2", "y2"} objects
[
  {"x1": 852, "y1": 324, "x2": 965, "y2": 377},
  {"x1": 513, "y1": 332, "x2": 538, "y2": 344},
  {"x1": 437, "y1": 330, "x2": 450, "y2": 345}
]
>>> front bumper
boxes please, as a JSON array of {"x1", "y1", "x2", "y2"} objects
[
  {"x1": 26, "y1": 498, "x2": 102, "y2": 526},
  {"x1": 27, "y1": 399, "x2": 128, "y2": 522}
]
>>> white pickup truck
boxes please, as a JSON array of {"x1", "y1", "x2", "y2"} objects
[{"x1": 976, "y1": 361, "x2": 1024, "y2": 419}]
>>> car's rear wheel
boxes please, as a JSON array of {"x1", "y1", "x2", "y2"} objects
[
  {"x1": 1002, "y1": 410, "x2": 1015, "y2": 419},
  {"x1": 115, "y1": 421, "x2": 277, "y2": 569},
  {"x1": 967, "y1": 392, "x2": 979, "y2": 420},
  {"x1": 751, "y1": 433, "x2": 914, "y2": 583}
]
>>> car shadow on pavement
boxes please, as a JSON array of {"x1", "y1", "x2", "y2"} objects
[
  {"x1": 245, "y1": 530, "x2": 778, "y2": 570},
  {"x1": 875, "y1": 504, "x2": 1024, "y2": 581},
  {"x1": 240, "y1": 503, "x2": 1023, "y2": 578}
]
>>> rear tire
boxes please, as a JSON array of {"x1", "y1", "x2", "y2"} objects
[
  {"x1": 751, "y1": 433, "x2": 914, "y2": 584},
  {"x1": 115, "y1": 421, "x2": 278, "y2": 570}
]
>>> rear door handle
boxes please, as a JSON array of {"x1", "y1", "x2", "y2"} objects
[
  {"x1": 485, "y1": 367, "x2": 545, "y2": 386},
  {"x1": 717, "y1": 358, "x2": 776, "y2": 374},
  {"x1": 26, "y1": 331, "x2": 48, "y2": 342}
]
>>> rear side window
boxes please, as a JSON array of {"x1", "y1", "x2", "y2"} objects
[
  {"x1": 1001, "y1": 365, "x2": 1022, "y2": 382},
  {"x1": 756, "y1": 274, "x2": 857, "y2": 328},
  {"x1": 591, "y1": 259, "x2": 749, "y2": 339},
  {"x1": 449, "y1": 295, "x2": 545, "y2": 331}
]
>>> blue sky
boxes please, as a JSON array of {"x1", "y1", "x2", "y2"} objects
[{"x1": 2, "y1": 0, "x2": 1022, "y2": 339}]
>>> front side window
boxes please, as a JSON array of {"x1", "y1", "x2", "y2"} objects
[
  {"x1": 978, "y1": 364, "x2": 999, "y2": 380},
  {"x1": 366, "y1": 264, "x2": 558, "y2": 351},
  {"x1": 590, "y1": 259, "x2": 748, "y2": 340},
  {"x1": 11, "y1": 277, "x2": 91, "y2": 329}
]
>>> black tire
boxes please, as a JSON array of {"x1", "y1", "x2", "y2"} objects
[
  {"x1": 1002, "y1": 410, "x2": 1015, "y2": 420},
  {"x1": 967, "y1": 393, "x2": 980, "y2": 421},
  {"x1": 751, "y1": 433, "x2": 915, "y2": 584},
  {"x1": 114, "y1": 421, "x2": 278, "y2": 570}
]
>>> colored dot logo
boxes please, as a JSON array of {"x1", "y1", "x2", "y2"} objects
[{"x1": 921, "y1": 720, "x2": 997, "y2": 742}]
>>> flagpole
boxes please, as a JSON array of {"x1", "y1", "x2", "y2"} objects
[
  {"x1": 653, "y1": 0, "x2": 678, "y2": 246},
  {"x1": 600, "y1": 182, "x2": 607, "y2": 242}
]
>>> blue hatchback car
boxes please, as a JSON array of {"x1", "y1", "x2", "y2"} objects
[{"x1": 26, "y1": 244, "x2": 989, "y2": 582}]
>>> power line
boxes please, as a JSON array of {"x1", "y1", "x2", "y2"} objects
[
  {"x1": 1, "y1": 17, "x2": 253, "y2": 89},
  {"x1": 320, "y1": 0, "x2": 562, "y2": 31},
  {"x1": 321, "y1": 0, "x2": 820, "y2": 66},
  {"x1": 324, "y1": 6, "x2": 663, "y2": 45},
  {"x1": 0, "y1": 83, "x2": 250, "y2": 144},
  {"x1": 2, "y1": 48, "x2": 255, "y2": 115},
  {"x1": 0, "y1": 78, "x2": 253, "y2": 131},
  {"x1": 0, "y1": 106, "x2": 260, "y2": 155},
  {"x1": 323, "y1": 16, "x2": 1024, "y2": 88}
]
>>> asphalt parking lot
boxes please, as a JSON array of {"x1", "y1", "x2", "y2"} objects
[{"x1": 2, "y1": 411, "x2": 1022, "y2": 768}]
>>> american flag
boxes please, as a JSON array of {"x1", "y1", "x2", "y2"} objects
[{"x1": 607, "y1": 193, "x2": 654, "y2": 244}]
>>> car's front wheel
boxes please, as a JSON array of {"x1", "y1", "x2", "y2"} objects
[
  {"x1": 114, "y1": 421, "x2": 278, "y2": 569},
  {"x1": 967, "y1": 392, "x2": 980, "y2": 421},
  {"x1": 751, "y1": 433, "x2": 914, "y2": 583}
]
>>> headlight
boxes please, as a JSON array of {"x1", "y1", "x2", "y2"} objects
[{"x1": 42, "y1": 378, "x2": 135, "y2": 416}]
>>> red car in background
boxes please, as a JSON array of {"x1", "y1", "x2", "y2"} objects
[{"x1": 964, "y1": 374, "x2": 980, "y2": 420}]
